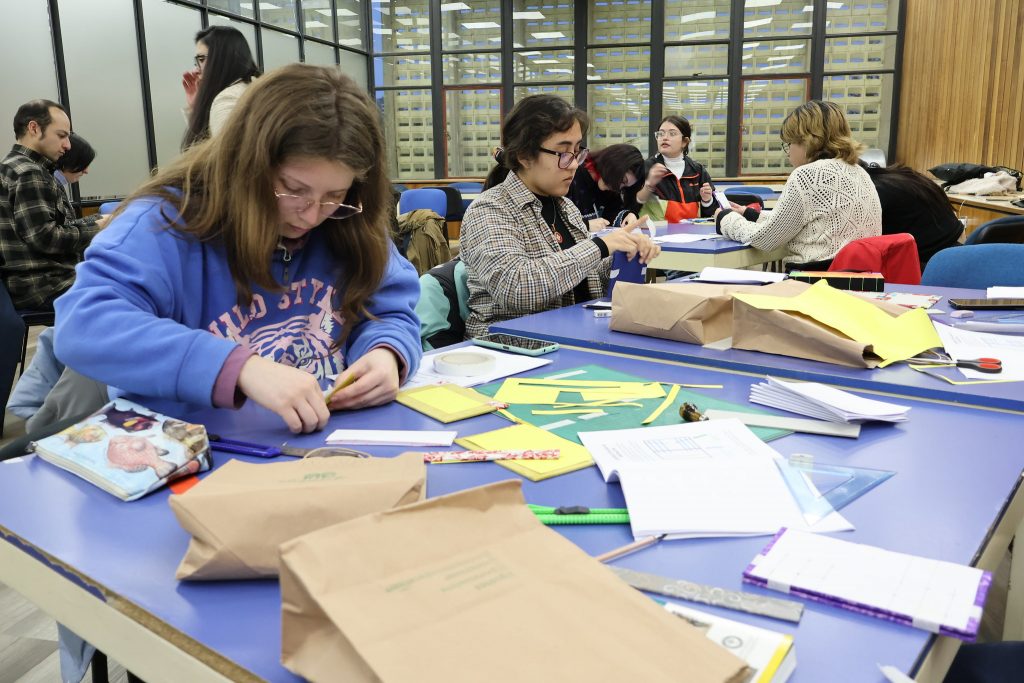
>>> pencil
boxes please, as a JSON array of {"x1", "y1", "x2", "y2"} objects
[
  {"x1": 595, "y1": 534, "x2": 665, "y2": 563},
  {"x1": 324, "y1": 373, "x2": 357, "y2": 404}
]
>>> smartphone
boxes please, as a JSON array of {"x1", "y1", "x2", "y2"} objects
[
  {"x1": 948, "y1": 298, "x2": 1024, "y2": 310},
  {"x1": 713, "y1": 190, "x2": 731, "y2": 210},
  {"x1": 582, "y1": 301, "x2": 612, "y2": 310},
  {"x1": 471, "y1": 333, "x2": 560, "y2": 356}
]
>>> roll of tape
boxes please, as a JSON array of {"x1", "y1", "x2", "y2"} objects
[{"x1": 433, "y1": 351, "x2": 496, "y2": 377}]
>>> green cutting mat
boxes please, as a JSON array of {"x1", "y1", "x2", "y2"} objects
[{"x1": 477, "y1": 364, "x2": 790, "y2": 444}]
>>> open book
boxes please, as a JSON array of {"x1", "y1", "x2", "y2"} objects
[{"x1": 32, "y1": 399, "x2": 212, "y2": 501}]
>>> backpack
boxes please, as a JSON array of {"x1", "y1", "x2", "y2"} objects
[
  {"x1": 415, "y1": 258, "x2": 469, "y2": 350},
  {"x1": 929, "y1": 163, "x2": 1023, "y2": 191},
  {"x1": 394, "y1": 209, "x2": 451, "y2": 276}
]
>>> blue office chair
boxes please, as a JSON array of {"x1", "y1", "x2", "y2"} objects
[
  {"x1": 450, "y1": 182, "x2": 483, "y2": 214},
  {"x1": 921, "y1": 244, "x2": 1024, "y2": 288},
  {"x1": 0, "y1": 277, "x2": 54, "y2": 380},
  {"x1": 398, "y1": 188, "x2": 448, "y2": 217},
  {"x1": 964, "y1": 215, "x2": 1024, "y2": 245},
  {"x1": 725, "y1": 185, "x2": 775, "y2": 198},
  {"x1": 420, "y1": 186, "x2": 466, "y2": 221}
]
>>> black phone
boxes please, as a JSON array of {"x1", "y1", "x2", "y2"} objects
[
  {"x1": 471, "y1": 333, "x2": 560, "y2": 356},
  {"x1": 948, "y1": 298, "x2": 1024, "y2": 310},
  {"x1": 582, "y1": 301, "x2": 612, "y2": 310}
]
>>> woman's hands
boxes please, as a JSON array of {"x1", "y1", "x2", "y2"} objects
[
  {"x1": 326, "y1": 348, "x2": 401, "y2": 411},
  {"x1": 600, "y1": 222, "x2": 661, "y2": 264},
  {"x1": 182, "y1": 70, "x2": 201, "y2": 109},
  {"x1": 237, "y1": 355, "x2": 329, "y2": 434}
]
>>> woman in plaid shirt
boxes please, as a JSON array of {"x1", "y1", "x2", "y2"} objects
[{"x1": 459, "y1": 95, "x2": 659, "y2": 339}]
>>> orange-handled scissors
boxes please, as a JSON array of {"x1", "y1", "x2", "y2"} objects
[{"x1": 906, "y1": 353, "x2": 1002, "y2": 374}]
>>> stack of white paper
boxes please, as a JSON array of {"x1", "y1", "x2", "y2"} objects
[
  {"x1": 325, "y1": 429, "x2": 457, "y2": 447},
  {"x1": 688, "y1": 266, "x2": 788, "y2": 285},
  {"x1": 577, "y1": 420, "x2": 852, "y2": 540},
  {"x1": 749, "y1": 377, "x2": 909, "y2": 423}
]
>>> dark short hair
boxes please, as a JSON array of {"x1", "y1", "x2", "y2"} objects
[
  {"x1": 14, "y1": 99, "x2": 67, "y2": 139},
  {"x1": 55, "y1": 132, "x2": 96, "y2": 173},
  {"x1": 660, "y1": 115, "x2": 693, "y2": 154},
  {"x1": 485, "y1": 94, "x2": 589, "y2": 187},
  {"x1": 590, "y1": 144, "x2": 644, "y2": 191}
]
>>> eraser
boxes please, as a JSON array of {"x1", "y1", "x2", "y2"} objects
[
  {"x1": 593, "y1": 309, "x2": 612, "y2": 318},
  {"x1": 950, "y1": 310, "x2": 974, "y2": 319}
]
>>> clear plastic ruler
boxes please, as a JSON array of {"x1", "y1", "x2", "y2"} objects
[{"x1": 776, "y1": 454, "x2": 895, "y2": 525}]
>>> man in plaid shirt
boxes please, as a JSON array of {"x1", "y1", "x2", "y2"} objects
[{"x1": 0, "y1": 100, "x2": 105, "y2": 310}]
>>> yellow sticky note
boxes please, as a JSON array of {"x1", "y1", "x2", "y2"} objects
[
  {"x1": 457, "y1": 423, "x2": 593, "y2": 481},
  {"x1": 734, "y1": 280, "x2": 942, "y2": 366}
]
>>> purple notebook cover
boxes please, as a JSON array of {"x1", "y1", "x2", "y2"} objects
[{"x1": 742, "y1": 528, "x2": 991, "y2": 642}]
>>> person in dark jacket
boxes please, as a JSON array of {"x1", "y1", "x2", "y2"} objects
[
  {"x1": 567, "y1": 143, "x2": 645, "y2": 231},
  {"x1": 636, "y1": 115, "x2": 716, "y2": 222},
  {"x1": 860, "y1": 161, "x2": 964, "y2": 268}
]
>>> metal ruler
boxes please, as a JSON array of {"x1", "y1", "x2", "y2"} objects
[{"x1": 610, "y1": 566, "x2": 804, "y2": 623}]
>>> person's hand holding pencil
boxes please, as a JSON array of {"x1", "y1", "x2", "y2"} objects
[{"x1": 325, "y1": 348, "x2": 402, "y2": 411}]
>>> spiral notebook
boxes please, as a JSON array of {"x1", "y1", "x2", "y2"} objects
[{"x1": 743, "y1": 528, "x2": 990, "y2": 641}]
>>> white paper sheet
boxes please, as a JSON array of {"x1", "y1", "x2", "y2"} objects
[
  {"x1": 403, "y1": 347, "x2": 553, "y2": 390},
  {"x1": 578, "y1": 420, "x2": 852, "y2": 540},
  {"x1": 652, "y1": 233, "x2": 715, "y2": 245},
  {"x1": 934, "y1": 322, "x2": 1024, "y2": 381},
  {"x1": 987, "y1": 287, "x2": 1024, "y2": 298},
  {"x1": 325, "y1": 429, "x2": 457, "y2": 446}
]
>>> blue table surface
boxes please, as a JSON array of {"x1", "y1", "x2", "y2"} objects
[
  {"x1": 493, "y1": 284, "x2": 1024, "y2": 413},
  {"x1": 1, "y1": 347, "x2": 1021, "y2": 682}
]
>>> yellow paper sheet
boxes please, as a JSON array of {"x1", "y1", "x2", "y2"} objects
[
  {"x1": 456, "y1": 423, "x2": 593, "y2": 481},
  {"x1": 409, "y1": 386, "x2": 486, "y2": 413},
  {"x1": 733, "y1": 280, "x2": 942, "y2": 366},
  {"x1": 492, "y1": 381, "x2": 562, "y2": 405},
  {"x1": 579, "y1": 383, "x2": 666, "y2": 401},
  {"x1": 494, "y1": 378, "x2": 665, "y2": 405},
  {"x1": 515, "y1": 379, "x2": 641, "y2": 388},
  {"x1": 532, "y1": 408, "x2": 605, "y2": 415}
]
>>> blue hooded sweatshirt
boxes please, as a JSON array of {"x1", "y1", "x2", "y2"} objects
[{"x1": 55, "y1": 196, "x2": 421, "y2": 417}]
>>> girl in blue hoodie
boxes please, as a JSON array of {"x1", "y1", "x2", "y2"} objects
[{"x1": 55, "y1": 64, "x2": 421, "y2": 434}]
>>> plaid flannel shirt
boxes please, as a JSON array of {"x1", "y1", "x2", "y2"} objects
[
  {"x1": 459, "y1": 170, "x2": 609, "y2": 339},
  {"x1": 0, "y1": 144, "x2": 101, "y2": 309}
]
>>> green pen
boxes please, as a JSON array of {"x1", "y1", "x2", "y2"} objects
[{"x1": 528, "y1": 504, "x2": 630, "y2": 525}]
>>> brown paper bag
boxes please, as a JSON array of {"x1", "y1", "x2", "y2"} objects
[
  {"x1": 279, "y1": 480, "x2": 750, "y2": 683},
  {"x1": 170, "y1": 453, "x2": 425, "y2": 580},
  {"x1": 731, "y1": 280, "x2": 908, "y2": 368},
  {"x1": 611, "y1": 281, "x2": 770, "y2": 345}
]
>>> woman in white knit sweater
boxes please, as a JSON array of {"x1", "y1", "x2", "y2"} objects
[{"x1": 715, "y1": 100, "x2": 881, "y2": 267}]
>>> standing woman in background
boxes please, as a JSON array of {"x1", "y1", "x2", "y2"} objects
[
  {"x1": 181, "y1": 25, "x2": 261, "y2": 148},
  {"x1": 637, "y1": 115, "x2": 717, "y2": 222},
  {"x1": 567, "y1": 143, "x2": 645, "y2": 231}
]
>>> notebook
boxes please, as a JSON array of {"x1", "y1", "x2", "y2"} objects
[
  {"x1": 743, "y1": 528, "x2": 991, "y2": 641},
  {"x1": 32, "y1": 399, "x2": 212, "y2": 502}
]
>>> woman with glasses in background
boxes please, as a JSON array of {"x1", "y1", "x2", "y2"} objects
[
  {"x1": 567, "y1": 143, "x2": 646, "y2": 231},
  {"x1": 54, "y1": 64, "x2": 421, "y2": 435},
  {"x1": 461, "y1": 94, "x2": 659, "y2": 339},
  {"x1": 715, "y1": 100, "x2": 881, "y2": 269},
  {"x1": 637, "y1": 115, "x2": 717, "y2": 222},
  {"x1": 181, "y1": 25, "x2": 261, "y2": 148}
]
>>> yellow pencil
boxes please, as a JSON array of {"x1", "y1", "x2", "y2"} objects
[
  {"x1": 595, "y1": 534, "x2": 666, "y2": 563},
  {"x1": 324, "y1": 373, "x2": 357, "y2": 404}
]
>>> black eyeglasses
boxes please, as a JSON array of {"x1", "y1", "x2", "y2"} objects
[
  {"x1": 781, "y1": 141, "x2": 792, "y2": 154},
  {"x1": 274, "y1": 191, "x2": 363, "y2": 220},
  {"x1": 537, "y1": 146, "x2": 588, "y2": 169}
]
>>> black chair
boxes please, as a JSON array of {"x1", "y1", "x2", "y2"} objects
[
  {"x1": 964, "y1": 215, "x2": 1024, "y2": 245},
  {"x1": 0, "y1": 279, "x2": 26, "y2": 437},
  {"x1": 0, "y1": 277, "x2": 55, "y2": 377},
  {"x1": 722, "y1": 191, "x2": 764, "y2": 211}
]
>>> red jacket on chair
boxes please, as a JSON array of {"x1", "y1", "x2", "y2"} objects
[{"x1": 828, "y1": 233, "x2": 922, "y2": 285}]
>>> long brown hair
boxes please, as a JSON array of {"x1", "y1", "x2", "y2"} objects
[{"x1": 125, "y1": 63, "x2": 391, "y2": 347}]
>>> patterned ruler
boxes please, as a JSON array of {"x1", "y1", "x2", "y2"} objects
[{"x1": 610, "y1": 566, "x2": 804, "y2": 623}]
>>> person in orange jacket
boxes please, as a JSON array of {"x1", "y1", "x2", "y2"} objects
[{"x1": 636, "y1": 115, "x2": 716, "y2": 222}]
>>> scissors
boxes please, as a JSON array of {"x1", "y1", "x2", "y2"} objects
[
  {"x1": 208, "y1": 436, "x2": 371, "y2": 459},
  {"x1": 905, "y1": 353, "x2": 1002, "y2": 374}
]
